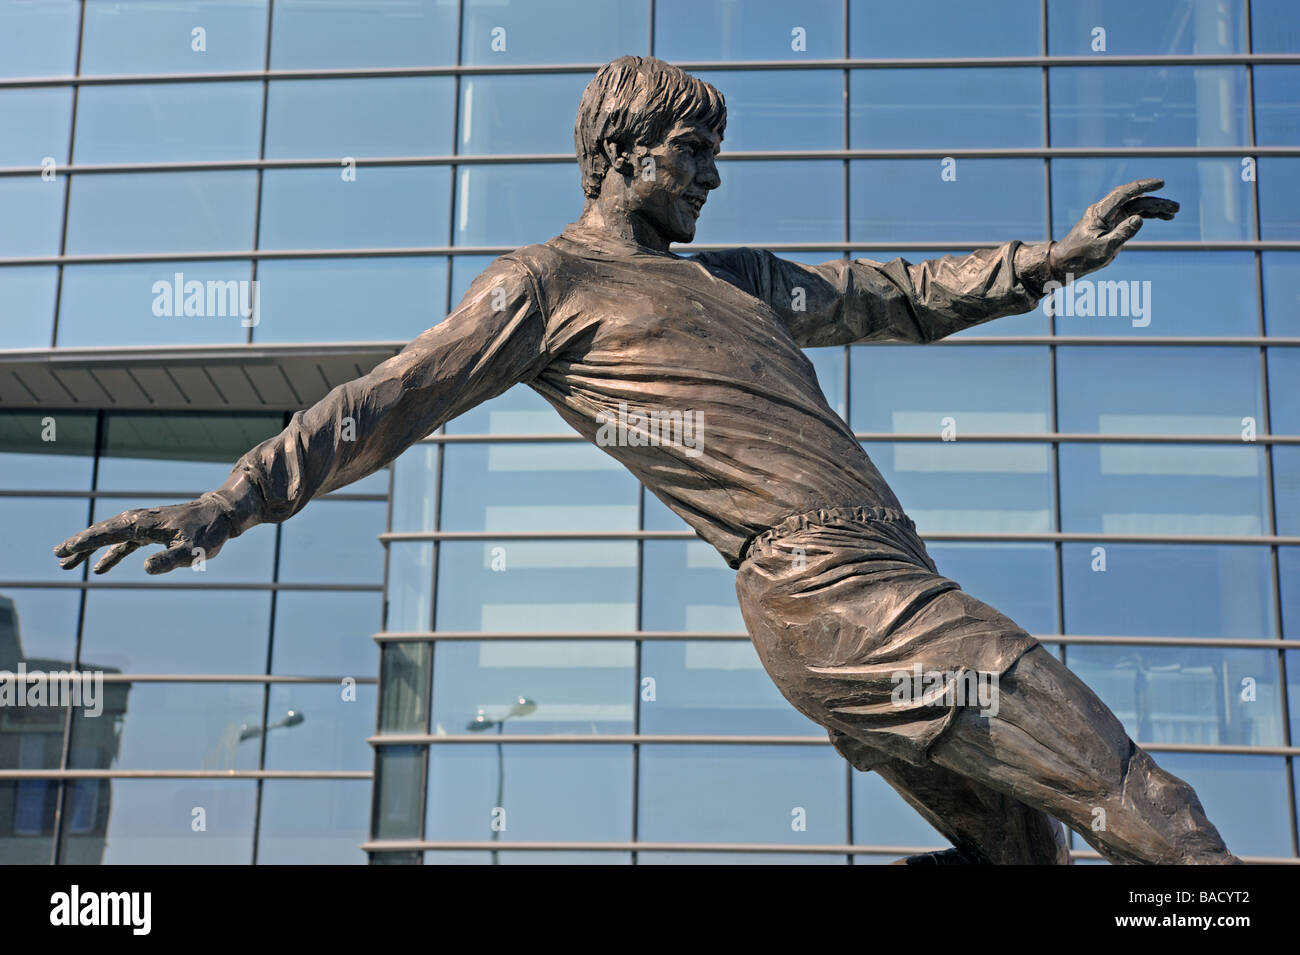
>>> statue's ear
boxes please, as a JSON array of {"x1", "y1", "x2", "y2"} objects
[{"x1": 602, "y1": 138, "x2": 636, "y2": 177}]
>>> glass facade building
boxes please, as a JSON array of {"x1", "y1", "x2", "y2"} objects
[{"x1": 0, "y1": 0, "x2": 1297, "y2": 864}]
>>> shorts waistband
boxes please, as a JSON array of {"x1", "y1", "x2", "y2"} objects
[{"x1": 739, "y1": 505, "x2": 917, "y2": 564}]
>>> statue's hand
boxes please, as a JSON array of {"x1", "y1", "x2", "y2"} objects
[
  {"x1": 54, "y1": 494, "x2": 236, "y2": 576},
  {"x1": 1049, "y1": 178, "x2": 1179, "y2": 279}
]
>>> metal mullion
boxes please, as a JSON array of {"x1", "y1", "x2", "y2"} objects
[
  {"x1": 50, "y1": 401, "x2": 98, "y2": 866},
  {"x1": 1246, "y1": 0, "x2": 1299, "y2": 857},
  {"x1": 632, "y1": 483, "x2": 646, "y2": 862},
  {"x1": 46, "y1": 0, "x2": 87, "y2": 353}
]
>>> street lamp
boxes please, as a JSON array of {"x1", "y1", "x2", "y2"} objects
[{"x1": 465, "y1": 696, "x2": 536, "y2": 864}]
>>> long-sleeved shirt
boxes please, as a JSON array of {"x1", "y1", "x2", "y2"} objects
[{"x1": 213, "y1": 223, "x2": 1055, "y2": 568}]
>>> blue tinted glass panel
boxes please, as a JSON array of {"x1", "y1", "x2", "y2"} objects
[
  {"x1": 448, "y1": 253, "x2": 499, "y2": 306},
  {"x1": 459, "y1": 73, "x2": 590, "y2": 155},
  {"x1": 440, "y1": 442, "x2": 638, "y2": 532},
  {"x1": 277, "y1": 499, "x2": 386, "y2": 584},
  {"x1": 1283, "y1": 549, "x2": 1300, "y2": 638},
  {"x1": 1260, "y1": 158, "x2": 1300, "y2": 240},
  {"x1": 66, "y1": 172, "x2": 257, "y2": 254},
  {"x1": 1060, "y1": 443, "x2": 1268, "y2": 536},
  {"x1": 0, "y1": 266, "x2": 57, "y2": 347},
  {"x1": 386, "y1": 542, "x2": 432, "y2": 632},
  {"x1": 454, "y1": 164, "x2": 581, "y2": 247},
  {"x1": 81, "y1": 0, "x2": 268, "y2": 75},
  {"x1": 263, "y1": 682, "x2": 376, "y2": 771},
  {"x1": 254, "y1": 256, "x2": 448, "y2": 344},
  {"x1": 925, "y1": 543, "x2": 1058, "y2": 635},
  {"x1": 692, "y1": 71, "x2": 841, "y2": 152},
  {"x1": 1252, "y1": 0, "x2": 1300, "y2": 53},
  {"x1": 0, "y1": 177, "x2": 65, "y2": 256},
  {"x1": 427, "y1": 744, "x2": 633, "y2": 841},
  {"x1": 852, "y1": 159, "x2": 1044, "y2": 243},
  {"x1": 0, "y1": 88, "x2": 72, "y2": 165},
  {"x1": 1061, "y1": 543, "x2": 1275, "y2": 638},
  {"x1": 641, "y1": 540, "x2": 744, "y2": 632},
  {"x1": 1254, "y1": 67, "x2": 1300, "y2": 145},
  {"x1": 430, "y1": 640, "x2": 634, "y2": 736},
  {"x1": 1068, "y1": 645, "x2": 1283, "y2": 747},
  {"x1": 0, "y1": 0, "x2": 79, "y2": 78},
  {"x1": 1050, "y1": 251, "x2": 1256, "y2": 337},
  {"x1": 1047, "y1": 0, "x2": 1245, "y2": 55},
  {"x1": 1269, "y1": 348, "x2": 1300, "y2": 434},
  {"x1": 0, "y1": 411, "x2": 96, "y2": 490},
  {"x1": 851, "y1": 69, "x2": 1041, "y2": 149},
  {"x1": 260, "y1": 167, "x2": 450, "y2": 250},
  {"x1": 639, "y1": 745, "x2": 846, "y2": 843},
  {"x1": 390, "y1": 443, "x2": 438, "y2": 533},
  {"x1": 1050, "y1": 67, "x2": 1247, "y2": 147},
  {"x1": 271, "y1": 591, "x2": 381, "y2": 677},
  {"x1": 639, "y1": 850, "x2": 843, "y2": 864},
  {"x1": 462, "y1": 0, "x2": 647, "y2": 65},
  {"x1": 1277, "y1": 448, "x2": 1300, "y2": 536},
  {"x1": 61, "y1": 778, "x2": 256, "y2": 865},
  {"x1": 373, "y1": 744, "x2": 424, "y2": 839},
  {"x1": 1056, "y1": 346, "x2": 1262, "y2": 434},
  {"x1": 257, "y1": 779, "x2": 370, "y2": 864},
  {"x1": 75, "y1": 83, "x2": 262, "y2": 163},
  {"x1": 265, "y1": 78, "x2": 454, "y2": 158},
  {"x1": 435, "y1": 540, "x2": 637, "y2": 632},
  {"x1": 1051, "y1": 158, "x2": 1252, "y2": 242},
  {"x1": 657, "y1": 0, "x2": 841, "y2": 60},
  {"x1": 80, "y1": 589, "x2": 270, "y2": 674},
  {"x1": 270, "y1": 0, "x2": 458, "y2": 68},
  {"x1": 59, "y1": 261, "x2": 255, "y2": 346},
  {"x1": 639, "y1": 639, "x2": 816, "y2": 736},
  {"x1": 697, "y1": 160, "x2": 842, "y2": 245},
  {"x1": 851, "y1": 0, "x2": 1040, "y2": 57},
  {"x1": 1262, "y1": 252, "x2": 1300, "y2": 336}
]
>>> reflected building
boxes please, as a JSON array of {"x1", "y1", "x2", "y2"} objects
[{"x1": 0, "y1": 0, "x2": 1297, "y2": 864}]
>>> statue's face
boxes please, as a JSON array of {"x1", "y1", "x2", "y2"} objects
[{"x1": 625, "y1": 119, "x2": 722, "y2": 244}]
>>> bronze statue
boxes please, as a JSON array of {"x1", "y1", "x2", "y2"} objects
[{"x1": 55, "y1": 56, "x2": 1239, "y2": 864}]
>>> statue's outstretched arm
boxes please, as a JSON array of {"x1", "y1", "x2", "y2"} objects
[{"x1": 53, "y1": 257, "x2": 548, "y2": 576}]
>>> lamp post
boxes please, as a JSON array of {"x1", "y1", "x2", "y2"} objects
[{"x1": 466, "y1": 696, "x2": 536, "y2": 865}]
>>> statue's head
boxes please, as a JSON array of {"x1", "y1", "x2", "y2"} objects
[{"x1": 575, "y1": 56, "x2": 727, "y2": 244}]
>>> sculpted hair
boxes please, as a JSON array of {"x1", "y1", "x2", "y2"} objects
[{"x1": 574, "y1": 55, "x2": 726, "y2": 199}]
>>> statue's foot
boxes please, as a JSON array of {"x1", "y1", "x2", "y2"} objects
[{"x1": 890, "y1": 846, "x2": 986, "y2": 865}]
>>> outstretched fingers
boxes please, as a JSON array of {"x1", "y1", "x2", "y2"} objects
[
  {"x1": 1094, "y1": 178, "x2": 1165, "y2": 221},
  {"x1": 54, "y1": 511, "x2": 173, "y2": 569}
]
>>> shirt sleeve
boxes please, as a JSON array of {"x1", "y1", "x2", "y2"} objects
[
  {"x1": 692, "y1": 241, "x2": 1056, "y2": 347},
  {"x1": 208, "y1": 255, "x2": 549, "y2": 533}
]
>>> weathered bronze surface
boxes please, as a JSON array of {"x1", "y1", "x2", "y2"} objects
[{"x1": 55, "y1": 56, "x2": 1238, "y2": 864}]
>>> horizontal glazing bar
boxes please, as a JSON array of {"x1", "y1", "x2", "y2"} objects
[
  {"x1": 3, "y1": 52, "x2": 1299, "y2": 89},
  {"x1": 379, "y1": 530, "x2": 1300, "y2": 545},
  {"x1": 371, "y1": 632, "x2": 1300, "y2": 650}
]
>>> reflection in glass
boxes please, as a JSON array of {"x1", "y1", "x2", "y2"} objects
[
  {"x1": 1047, "y1": 0, "x2": 1244, "y2": 55},
  {"x1": 265, "y1": 78, "x2": 454, "y2": 158},
  {"x1": 852, "y1": 159, "x2": 1044, "y2": 243},
  {"x1": 697, "y1": 161, "x2": 842, "y2": 245},
  {"x1": 272, "y1": 591, "x2": 382, "y2": 677},
  {"x1": 657, "y1": 0, "x2": 841, "y2": 60},
  {"x1": 638, "y1": 744, "x2": 846, "y2": 844},
  {"x1": 431, "y1": 640, "x2": 633, "y2": 736},
  {"x1": 852, "y1": 69, "x2": 1041, "y2": 149},
  {"x1": 925, "y1": 543, "x2": 1058, "y2": 636},
  {"x1": 461, "y1": 0, "x2": 647, "y2": 66},
  {"x1": 851, "y1": 0, "x2": 1040, "y2": 58},
  {"x1": 693, "y1": 71, "x2": 842, "y2": 151},
  {"x1": 436, "y1": 540, "x2": 637, "y2": 632},
  {"x1": 0, "y1": 0, "x2": 80, "y2": 78},
  {"x1": 1062, "y1": 543, "x2": 1275, "y2": 639},
  {"x1": 440, "y1": 442, "x2": 637, "y2": 533},
  {"x1": 0, "y1": 266, "x2": 57, "y2": 348},
  {"x1": 0, "y1": 88, "x2": 72, "y2": 165},
  {"x1": 1067, "y1": 645, "x2": 1282, "y2": 747},
  {"x1": 641, "y1": 541, "x2": 743, "y2": 632},
  {"x1": 257, "y1": 779, "x2": 370, "y2": 864},
  {"x1": 459, "y1": 74, "x2": 591, "y2": 155},
  {"x1": 270, "y1": 0, "x2": 458, "y2": 69},
  {"x1": 638, "y1": 640, "x2": 813, "y2": 736},
  {"x1": 81, "y1": 0, "x2": 268, "y2": 75},
  {"x1": 74, "y1": 83, "x2": 263, "y2": 163},
  {"x1": 263, "y1": 683, "x2": 376, "y2": 772},
  {"x1": 1152, "y1": 753, "x2": 1289, "y2": 857},
  {"x1": 427, "y1": 744, "x2": 633, "y2": 842}
]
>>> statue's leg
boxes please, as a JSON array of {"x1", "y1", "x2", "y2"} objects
[
  {"x1": 925, "y1": 645, "x2": 1239, "y2": 865},
  {"x1": 829, "y1": 730, "x2": 1069, "y2": 864}
]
